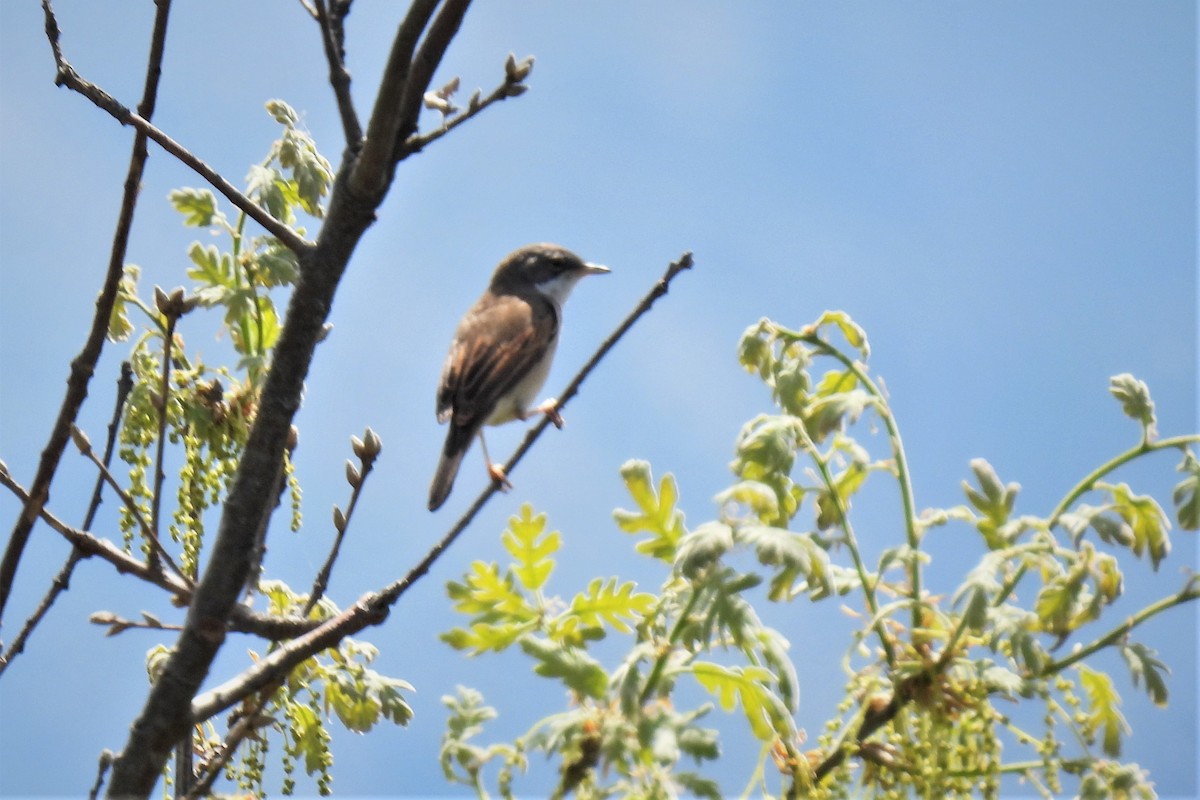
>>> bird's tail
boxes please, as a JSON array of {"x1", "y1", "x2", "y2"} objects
[{"x1": 428, "y1": 423, "x2": 474, "y2": 511}]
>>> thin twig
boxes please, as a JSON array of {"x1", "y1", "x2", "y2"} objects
[
  {"x1": 0, "y1": 0, "x2": 170, "y2": 628},
  {"x1": 39, "y1": 2, "x2": 308, "y2": 254},
  {"x1": 183, "y1": 688, "x2": 278, "y2": 799},
  {"x1": 398, "y1": 74, "x2": 528, "y2": 159},
  {"x1": 0, "y1": 363, "x2": 133, "y2": 675},
  {"x1": 304, "y1": 439, "x2": 378, "y2": 615},
  {"x1": 71, "y1": 426, "x2": 190, "y2": 583},
  {"x1": 189, "y1": 252, "x2": 694, "y2": 723},
  {"x1": 150, "y1": 314, "x2": 178, "y2": 561},
  {"x1": 88, "y1": 750, "x2": 115, "y2": 800},
  {"x1": 0, "y1": 469, "x2": 191, "y2": 601},
  {"x1": 313, "y1": 0, "x2": 362, "y2": 147}
]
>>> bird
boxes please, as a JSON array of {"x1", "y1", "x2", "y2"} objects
[{"x1": 428, "y1": 243, "x2": 610, "y2": 511}]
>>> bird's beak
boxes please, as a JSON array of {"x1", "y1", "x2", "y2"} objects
[{"x1": 582, "y1": 262, "x2": 611, "y2": 276}]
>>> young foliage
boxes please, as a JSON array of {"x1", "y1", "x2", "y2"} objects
[
  {"x1": 95, "y1": 103, "x2": 411, "y2": 795},
  {"x1": 441, "y1": 312, "x2": 1198, "y2": 799}
]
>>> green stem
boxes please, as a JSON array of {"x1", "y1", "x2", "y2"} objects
[
  {"x1": 994, "y1": 433, "x2": 1199, "y2": 609},
  {"x1": 807, "y1": 338, "x2": 923, "y2": 634},
  {"x1": 639, "y1": 586, "x2": 702, "y2": 706},
  {"x1": 1041, "y1": 583, "x2": 1200, "y2": 676},
  {"x1": 796, "y1": 421, "x2": 896, "y2": 666}
]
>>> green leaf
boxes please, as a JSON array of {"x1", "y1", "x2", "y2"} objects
[
  {"x1": 1100, "y1": 482, "x2": 1171, "y2": 569},
  {"x1": 185, "y1": 242, "x2": 231, "y2": 291},
  {"x1": 613, "y1": 460, "x2": 686, "y2": 560},
  {"x1": 519, "y1": 637, "x2": 608, "y2": 698},
  {"x1": 246, "y1": 164, "x2": 293, "y2": 224},
  {"x1": 690, "y1": 661, "x2": 789, "y2": 742},
  {"x1": 803, "y1": 389, "x2": 871, "y2": 444},
  {"x1": 447, "y1": 560, "x2": 535, "y2": 622},
  {"x1": 962, "y1": 458, "x2": 1020, "y2": 549},
  {"x1": 809, "y1": 310, "x2": 870, "y2": 359},
  {"x1": 1058, "y1": 504, "x2": 1134, "y2": 548},
  {"x1": 1109, "y1": 373, "x2": 1157, "y2": 440},
  {"x1": 1077, "y1": 664, "x2": 1129, "y2": 757},
  {"x1": 714, "y1": 480, "x2": 781, "y2": 521},
  {"x1": 440, "y1": 621, "x2": 531, "y2": 654},
  {"x1": 1120, "y1": 642, "x2": 1170, "y2": 707},
  {"x1": 1035, "y1": 569, "x2": 1084, "y2": 635},
  {"x1": 675, "y1": 522, "x2": 734, "y2": 579},
  {"x1": 501, "y1": 502, "x2": 560, "y2": 591},
  {"x1": 266, "y1": 98, "x2": 299, "y2": 125},
  {"x1": 566, "y1": 577, "x2": 655, "y2": 634},
  {"x1": 169, "y1": 187, "x2": 220, "y2": 227},
  {"x1": 814, "y1": 367, "x2": 858, "y2": 397},
  {"x1": 979, "y1": 660, "x2": 1025, "y2": 699},
  {"x1": 107, "y1": 264, "x2": 140, "y2": 342},
  {"x1": 739, "y1": 525, "x2": 832, "y2": 600},
  {"x1": 253, "y1": 237, "x2": 300, "y2": 287},
  {"x1": 286, "y1": 702, "x2": 332, "y2": 776},
  {"x1": 1173, "y1": 451, "x2": 1200, "y2": 530},
  {"x1": 676, "y1": 772, "x2": 722, "y2": 800},
  {"x1": 737, "y1": 320, "x2": 774, "y2": 378},
  {"x1": 731, "y1": 414, "x2": 800, "y2": 480}
]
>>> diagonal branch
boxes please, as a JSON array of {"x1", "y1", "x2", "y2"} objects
[
  {"x1": 189, "y1": 251, "x2": 694, "y2": 723},
  {"x1": 0, "y1": 0, "x2": 172, "y2": 628},
  {"x1": 0, "y1": 363, "x2": 132, "y2": 674},
  {"x1": 38, "y1": 1, "x2": 309, "y2": 255}
]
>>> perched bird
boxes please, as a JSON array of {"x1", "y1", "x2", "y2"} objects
[{"x1": 428, "y1": 243, "x2": 609, "y2": 511}]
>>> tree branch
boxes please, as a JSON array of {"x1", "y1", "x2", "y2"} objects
[
  {"x1": 0, "y1": 0, "x2": 171, "y2": 628},
  {"x1": 38, "y1": 1, "x2": 309, "y2": 255},
  {"x1": 313, "y1": 0, "x2": 362, "y2": 147},
  {"x1": 106, "y1": 4, "x2": 483, "y2": 791},
  {"x1": 0, "y1": 363, "x2": 132, "y2": 674},
  {"x1": 390, "y1": 0, "x2": 472, "y2": 162},
  {"x1": 189, "y1": 252, "x2": 694, "y2": 723},
  {"x1": 350, "y1": 0, "x2": 441, "y2": 197}
]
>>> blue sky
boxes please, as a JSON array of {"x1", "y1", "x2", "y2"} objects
[{"x1": 0, "y1": 2, "x2": 1195, "y2": 797}]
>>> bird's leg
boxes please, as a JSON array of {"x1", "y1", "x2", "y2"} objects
[
  {"x1": 522, "y1": 397, "x2": 564, "y2": 429},
  {"x1": 478, "y1": 431, "x2": 512, "y2": 491}
]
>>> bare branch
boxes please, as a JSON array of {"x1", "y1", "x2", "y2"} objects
[
  {"x1": 350, "y1": 0, "x2": 444, "y2": 197},
  {"x1": 397, "y1": 67, "x2": 530, "y2": 159},
  {"x1": 0, "y1": 0, "x2": 172, "y2": 626},
  {"x1": 390, "y1": 0, "x2": 472, "y2": 161},
  {"x1": 38, "y1": 2, "x2": 309, "y2": 255},
  {"x1": 0, "y1": 363, "x2": 133, "y2": 674},
  {"x1": 0, "y1": 468, "x2": 192, "y2": 602},
  {"x1": 189, "y1": 252, "x2": 694, "y2": 722},
  {"x1": 303, "y1": 429, "x2": 380, "y2": 615},
  {"x1": 70, "y1": 425, "x2": 190, "y2": 584},
  {"x1": 313, "y1": 0, "x2": 362, "y2": 147}
]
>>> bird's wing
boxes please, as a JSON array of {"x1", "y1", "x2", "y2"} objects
[{"x1": 436, "y1": 291, "x2": 559, "y2": 428}]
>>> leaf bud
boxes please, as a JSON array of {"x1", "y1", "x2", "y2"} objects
[
  {"x1": 154, "y1": 285, "x2": 171, "y2": 315},
  {"x1": 287, "y1": 424, "x2": 300, "y2": 451},
  {"x1": 345, "y1": 459, "x2": 361, "y2": 489},
  {"x1": 505, "y1": 52, "x2": 534, "y2": 83},
  {"x1": 70, "y1": 424, "x2": 92, "y2": 454},
  {"x1": 333, "y1": 504, "x2": 347, "y2": 533}
]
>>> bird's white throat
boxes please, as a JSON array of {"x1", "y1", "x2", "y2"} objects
[{"x1": 535, "y1": 271, "x2": 587, "y2": 306}]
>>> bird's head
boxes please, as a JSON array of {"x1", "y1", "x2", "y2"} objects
[{"x1": 490, "y1": 243, "x2": 609, "y2": 305}]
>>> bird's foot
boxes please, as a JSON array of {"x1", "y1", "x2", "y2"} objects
[
  {"x1": 487, "y1": 462, "x2": 513, "y2": 492},
  {"x1": 532, "y1": 398, "x2": 564, "y2": 429}
]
